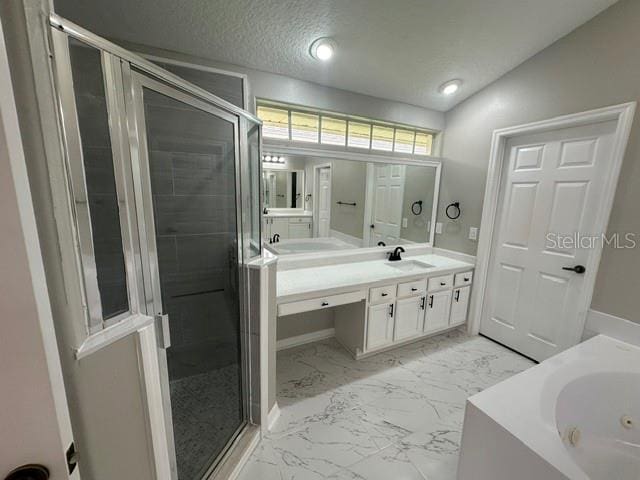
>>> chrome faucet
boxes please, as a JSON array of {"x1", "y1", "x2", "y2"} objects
[{"x1": 388, "y1": 246, "x2": 405, "y2": 261}]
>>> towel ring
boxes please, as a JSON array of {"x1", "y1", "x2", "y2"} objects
[
  {"x1": 446, "y1": 202, "x2": 461, "y2": 220},
  {"x1": 411, "y1": 200, "x2": 423, "y2": 215}
]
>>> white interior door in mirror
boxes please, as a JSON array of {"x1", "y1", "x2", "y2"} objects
[
  {"x1": 370, "y1": 164, "x2": 405, "y2": 246},
  {"x1": 481, "y1": 120, "x2": 616, "y2": 361},
  {"x1": 316, "y1": 166, "x2": 332, "y2": 237}
]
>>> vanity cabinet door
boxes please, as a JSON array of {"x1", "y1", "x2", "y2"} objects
[
  {"x1": 288, "y1": 222, "x2": 312, "y2": 239},
  {"x1": 450, "y1": 286, "x2": 471, "y2": 326},
  {"x1": 424, "y1": 290, "x2": 452, "y2": 333},
  {"x1": 367, "y1": 303, "x2": 395, "y2": 350},
  {"x1": 394, "y1": 296, "x2": 425, "y2": 341},
  {"x1": 270, "y1": 218, "x2": 289, "y2": 239}
]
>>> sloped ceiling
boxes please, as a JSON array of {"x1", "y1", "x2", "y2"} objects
[{"x1": 54, "y1": 0, "x2": 618, "y2": 111}]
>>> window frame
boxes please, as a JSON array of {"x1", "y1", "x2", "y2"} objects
[{"x1": 257, "y1": 100, "x2": 438, "y2": 157}]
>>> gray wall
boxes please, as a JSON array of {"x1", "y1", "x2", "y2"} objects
[
  {"x1": 438, "y1": 0, "x2": 640, "y2": 323},
  {"x1": 401, "y1": 165, "x2": 437, "y2": 243},
  {"x1": 330, "y1": 160, "x2": 367, "y2": 240}
]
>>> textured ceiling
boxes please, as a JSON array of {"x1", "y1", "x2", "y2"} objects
[{"x1": 54, "y1": 0, "x2": 618, "y2": 112}]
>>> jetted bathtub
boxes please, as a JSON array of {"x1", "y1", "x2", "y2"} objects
[
  {"x1": 458, "y1": 335, "x2": 640, "y2": 480},
  {"x1": 266, "y1": 237, "x2": 357, "y2": 255}
]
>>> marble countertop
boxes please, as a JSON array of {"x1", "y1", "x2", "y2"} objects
[
  {"x1": 264, "y1": 211, "x2": 312, "y2": 218},
  {"x1": 277, "y1": 253, "x2": 474, "y2": 302}
]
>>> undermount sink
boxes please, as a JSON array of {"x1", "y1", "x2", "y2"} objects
[{"x1": 385, "y1": 260, "x2": 434, "y2": 271}]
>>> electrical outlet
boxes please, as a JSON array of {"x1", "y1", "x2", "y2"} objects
[
  {"x1": 469, "y1": 227, "x2": 478, "y2": 241},
  {"x1": 402, "y1": 217, "x2": 408, "y2": 228},
  {"x1": 435, "y1": 222, "x2": 443, "y2": 234}
]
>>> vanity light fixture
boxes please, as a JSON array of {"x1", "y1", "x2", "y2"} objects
[
  {"x1": 439, "y1": 79, "x2": 462, "y2": 96},
  {"x1": 310, "y1": 37, "x2": 336, "y2": 61},
  {"x1": 261, "y1": 154, "x2": 286, "y2": 164}
]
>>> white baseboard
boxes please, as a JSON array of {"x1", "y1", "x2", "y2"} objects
[
  {"x1": 276, "y1": 327, "x2": 335, "y2": 351},
  {"x1": 267, "y1": 402, "x2": 281, "y2": 431},
  {"x1": 584, "y1": 309, "x2": 640, "y2": 346}
]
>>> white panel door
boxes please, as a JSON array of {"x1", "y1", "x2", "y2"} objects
[
  {"x1": 450, "y1": 286, "x2": 471, "y2": 325},
  {"x1": 424, "y1": 290, "x2": 451, "y2": 332},
  {"x1": 366, "y1": 303, "x2": 395, "y2": 350},
  {"x1": 370, "y1": 164, "x2": 405, "y2": 245},
  {"x1": 394, "y1": 296, "x2": 425, "y2": 341},
  {"x1": 316, "y1": 167, "x2": 331, "y2": 237},
  {"x1": 481, "y1": 120, "x2": 617, "y2": 361}
]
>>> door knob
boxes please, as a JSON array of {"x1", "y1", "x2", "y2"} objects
[
  {"x1": 5, "y1": 465, "x2": 49, "y2": 480},
  {"x1": 562, "y1": 265, "x2": 586, "y2": 274}
]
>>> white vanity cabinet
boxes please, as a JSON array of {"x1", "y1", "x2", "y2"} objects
[
  {"x1": 288, "y1": 218, "x2": 312, "y2": 239},
  {"x1": 263, "y1": 214, "x2": 313, "y2": 241},
  {"x1": 358, "y1": 269, "x2": 474, "y2": 357},
  {"x1": 424, "y1": 290, "x2": 452, "y2": 333},
  {"x1": 450, "y1": 285, "x2": 471, "y2": 326},
  {"x1": 366, "y1": 302, "x2": 396, "y2": 349},
  {"x1": 394, "y1": 296, "x2": 426, "y2": 341}
]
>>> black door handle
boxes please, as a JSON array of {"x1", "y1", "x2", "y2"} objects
[
  {"x1": 562, "y1": 265, "x2": 586, "y2": 274},
  {"x1": 5, "y1": 465, "x2": 50, "y2": 480}
]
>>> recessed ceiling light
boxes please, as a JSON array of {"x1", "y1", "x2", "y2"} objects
[
  {"x1": 439, "y1": 79, "x2": 462, "y2": 96},
  {"x1": 310, "y1": 38, "x2": 336, "y2": 61}
]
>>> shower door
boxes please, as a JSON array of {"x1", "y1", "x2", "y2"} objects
[{"x1": 127, "y1": 70, "x2": 248, "y2": 479}]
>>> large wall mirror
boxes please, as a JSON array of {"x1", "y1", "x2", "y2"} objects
[{"x1": 262, "y1": 147, "x2": 441, "y2": 255}]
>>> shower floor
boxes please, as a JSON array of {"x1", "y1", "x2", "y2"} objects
[{"x1": 170, "y1": 363, "x2": 242, "y2": 480}]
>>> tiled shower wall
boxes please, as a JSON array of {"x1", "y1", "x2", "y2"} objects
[{"x1": 148, "y1": 128, "x2": 240, "y2": 380}]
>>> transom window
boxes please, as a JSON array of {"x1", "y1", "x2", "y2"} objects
[{"x1": 257, "y1": 101, "x2": 435, "y2": 156}]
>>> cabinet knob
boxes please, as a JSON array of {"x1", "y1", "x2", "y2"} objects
[
  {"x1": 5, "y1": 465, "x2": 50, "y2": 480},
  {"x1": 381, "y1": 293, "x2": 388, "y2": 297},
  {"x1": 411, "y1": 287, "x2": 417, "y2": 292},
  {"x1": 321, "y1": 301, "x2": 329, "y2": 306},
  {"x1": 440, "y1": 282, "x2": 446, "y2": 286}
]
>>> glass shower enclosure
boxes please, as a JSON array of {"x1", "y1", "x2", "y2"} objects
[{"x1": 50, "y1": 14, "x2": 261, "y2": 480}]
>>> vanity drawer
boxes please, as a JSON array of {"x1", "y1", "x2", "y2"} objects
[
  {"x1": 369, "y1": 284, "x2": 397, "y2": 304},
  {"x1": 454, "y1": 271, "x2": 473, "y2": 287},
  {"x1": 397, "y1": 279, "x2": 427, "y2": 297},
  {"x1": 289, "y1": 217, "x2": 312, "y2": 223},
  {"x1": 427, "y1": 274, "x2": 454, "y2": 292},
  {"x1": 278, "y1": 290, "x2": 367, "y2": 316}
]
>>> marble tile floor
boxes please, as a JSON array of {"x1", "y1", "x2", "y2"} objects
[{"x1": 237, "y1": 329, "x2": 534, "y2": 480}]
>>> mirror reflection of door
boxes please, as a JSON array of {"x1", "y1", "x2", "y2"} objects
[
  {"x1": 316, "y1": 166, "x2": 332, "y2": 237},
  {"x1": 369, "y1": 164, "x2": 406, "y2": 246}
]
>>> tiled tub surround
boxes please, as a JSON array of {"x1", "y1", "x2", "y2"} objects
[{"x1": 237, "y1": 330, "x2": 534, "y2": 479}]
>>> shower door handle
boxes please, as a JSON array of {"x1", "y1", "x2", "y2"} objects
[{"x1": 155, "y1": 313, "x2": 171, "y2": 349}]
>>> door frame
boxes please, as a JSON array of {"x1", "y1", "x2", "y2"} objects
[
  {"x1": 313, "y1": 162, "x2": 332, "y2": 237},
  {"x1": 469, "y1": 103, "x2": 636, "y2": 341}
]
